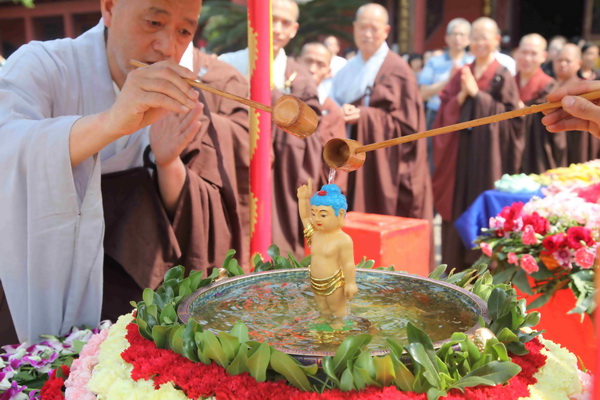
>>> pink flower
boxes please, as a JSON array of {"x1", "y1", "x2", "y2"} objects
[
  {"x1": 507, "y1": 252, "x2": 519, "y2": 265},
  {"x1": 521, "y1": 225, "x2": 538, "y2": 245},
  {"x1": 499, "y1": 202, "x2": 525, "y2": 232},
  {"x1": 480, "y1": 242, "x2": 493, "y2": 257},
  {"x1": 554, "y1": 248, "x2": 573, "y2": 269},
  {"x1": 520, "y1": 254, "x2": 539, "y2": 274},
  {"x1": 574, "y1": 247, "x2": 595, "y2": 269}
]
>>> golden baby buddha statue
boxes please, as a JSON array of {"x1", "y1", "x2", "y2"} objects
[{"x1": 297, "y1": 179, "x2": 357, "y2": 321}]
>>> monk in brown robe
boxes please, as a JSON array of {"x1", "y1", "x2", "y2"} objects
[
  {"x1": 432, "y1": 17, "x2": 521, "y2": 271},
  {"x1": 271, "y1": 60, "x2": 323, "y2": 260},
  {"x1": 191, "y1": 47, "x2": 251, "y2": 270},
  {"x1": 515, "y1": 33, "x2": 564, "y2": 174},
  {"x1": 298, "y1": 42, "x2": 348, "y2": 193},
  {"x1": 330, "y1": 4, "x2": 433, "y2": 234},
  {"x1": 555, "y1": 44, "x2": 600, "y2": 164},
  {"x1": 218, "y1": 0, "x2": 322, "y2": 260},
  {"x1": 101, "y1": 86, "x2": 243, "y2": 320}
]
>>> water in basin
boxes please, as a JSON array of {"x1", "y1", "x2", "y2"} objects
[{"x1": 179, "y1": 269, "x2": 487, "y2": 357}]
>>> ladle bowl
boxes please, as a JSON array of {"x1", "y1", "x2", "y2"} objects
[
  {"x1": 323, "y1": 138, "x2": 366, "y2": 172},
  {"x1": 272, "y1": 95, "x2": 319, "y2": 138}
]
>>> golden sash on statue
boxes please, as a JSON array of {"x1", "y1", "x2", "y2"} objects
[{"x1": 308, "y1": 265, "x2": 345, "y2": 296}]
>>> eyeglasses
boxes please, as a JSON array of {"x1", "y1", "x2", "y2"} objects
[{"x1": 447, "y1": 32, "x2": 468, "y2": 37}]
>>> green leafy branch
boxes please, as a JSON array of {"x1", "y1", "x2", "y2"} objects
[{"x1": 319, "y1": 323, "x2": 521, "y2": 400}]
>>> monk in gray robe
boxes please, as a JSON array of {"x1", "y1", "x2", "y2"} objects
[
  {"x1": 0, "y1": 0, "x2": 241, "y2": 344},
  {"x1": 331, "y1": 4, "x2": 433, "y2": 261},
  {"x1": 219, "y1": 0, "x2": 323, "y2": 260},
  {"x1": 433, "y1": 17, "x2": 521, "y2": 271}
]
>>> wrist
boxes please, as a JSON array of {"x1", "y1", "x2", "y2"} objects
[
  {"x1": 97, "y1": 109, "x2": 129, "y2": 142},
  {"x1": 156, "y1": 156, "x2": 185, "y2": 174}
]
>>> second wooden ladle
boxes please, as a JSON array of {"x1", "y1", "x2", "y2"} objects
[
  {"x1": 324, "y1": 89, "x2": 600, "y2": 172},
  {"x1": 130, "y1": 60, "x2": 318, "y2": 139}
]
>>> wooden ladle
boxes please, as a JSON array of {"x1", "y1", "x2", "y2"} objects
[
  {"x1": 130, "y1": 60, "x2": 318, "y2": 139},
  {"x1": 324, "y1": 89, "x2": 600, "y2": 172}
]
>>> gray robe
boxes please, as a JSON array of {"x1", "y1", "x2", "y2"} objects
[{"x1": 0, "y1": 21, "x2": 241, "y2": 343}]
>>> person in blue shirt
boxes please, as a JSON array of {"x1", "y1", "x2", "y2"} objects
[
  {"x1": 419, "y1": 18, "x2": 474, "y2": 130},
  {"x1": 418, "y1": 18, "x2": 473, "y2": 175}
]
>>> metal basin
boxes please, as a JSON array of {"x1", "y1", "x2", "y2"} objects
[{"x1": 178, "y1": 269, "x2": 489, "y2": 365}]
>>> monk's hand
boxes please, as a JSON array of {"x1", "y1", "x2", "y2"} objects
[
  {"x1": 342, "y1": 104, "x2": 360, "y2": 124},
  {"x1": 106, "y1": 60, "x2": 199, "y2": 138},
  {"x1": 460, "y1": 66, "x2": 478, "y2": 97},
  {"x1": 149, "y1": 99, "x2": 204, "y2": 167},
  {"x1": 542, "y1": 80, "x2": 600, "y2": 138},
  {"x1": 297, "y1": 178, "x2": 313, "y2": 200},
  {"x1": 345, "y1": 283, "x2": 358, "y2": 300}
]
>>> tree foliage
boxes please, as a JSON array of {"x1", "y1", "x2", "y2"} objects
[
  {"x1": 200, "y1": 0, "x2": 367, "y2": 56},
  {"x1": 11, "y1": 0, "x2": 34, "y2": 8}
]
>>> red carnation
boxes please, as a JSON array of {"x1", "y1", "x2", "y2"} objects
[
  {"x1": 566, "y1": 226, "x2": 595, "y2": 250},
  {"x1": 499, "y1": 202, "x2": 524, "y2": 232},
  {"x1": 522, "y1": 212, "x2": 550, "y2": 235},
  {"x1": 542, "y1": 233, "x2": 566, "y2": 252}
]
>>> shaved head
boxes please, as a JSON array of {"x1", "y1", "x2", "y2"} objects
[
  {"x1": 273, "y1": 0, "x2": 299, "y2": 22},
  {"x1": 516, "y1": 33, "x2": 548, "y2": 78},
  {"x1": 355, "y1": 3, "x2": 389, "y2": 24},
  {"x1": 353, "y1": 2, "x2": 390, "y2": 60},
  {"x1": 553, "y1": 43, "x2": 582, "y2": 82},
  {"x1": 519, "y1": 33, "x2": 547, "y2": 50},
  {"x1": 298, "y1": 42, "x2": 332, "y2": 85},
  {"x1": 471, "y1": 17, "x2": 500, "y2": 35}
]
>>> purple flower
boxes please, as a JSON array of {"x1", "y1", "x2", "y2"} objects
[
  {"x1": 9, "y1": 358, "x2": 22, "y2": 370},
  {"x1": 0, "y1": 381, "x2": 25, "y2": 400}
]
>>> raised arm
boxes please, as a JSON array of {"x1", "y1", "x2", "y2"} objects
[
  {"x1": 297, "y1": 178, "x2": 313, "y2": 229},
  {"x1": 69, "y1": 61, "x2": 199, "y2": 166}
]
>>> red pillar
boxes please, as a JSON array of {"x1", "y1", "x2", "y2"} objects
[{"x1": 248, "y1": 0, "x2": 272, "y2": 266}]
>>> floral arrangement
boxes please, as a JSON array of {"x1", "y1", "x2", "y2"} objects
[
  {"x1": 0, "y1": 321, "x2": 111, "y2": 400},
  {"x1": 1, "y1": 248, "x2": 592, "y2": 400},
  {"x1": 474, "y1": 185, "x2": 600, "y2": 315},
  {"x1": 35, "y1": 313, "x2": 591, "y2": 400},
  {"x1": 537, "y1": 160, "x2": 600, "y2": 194}
]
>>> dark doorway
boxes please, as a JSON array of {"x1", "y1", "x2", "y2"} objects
[{"x1": 516, "y1": 0, "x2": 584, "y2": 45}]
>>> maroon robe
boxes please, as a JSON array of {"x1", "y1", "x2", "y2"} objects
[
  {"x1": 101, "y1": 88, "x2": 243, "y2": 291},
  {"x1": 342, "y1": 51, "x2": 433, "y2": 269},
  {"x1": 347, "y1": 52, "x2": 433, "y2": 223},
  {"x1": 192, "y1": 49, "x2": 251, "y2": 269},
  {"x1": 318, "y1": 96, "x2": 348, "y2": 193},
  {"x1": 517, "y1": 68, "x2": 565, "y2": 173},
  {"x1": 271, "y1": 58, "x2": 323, "y2": 259},
  {"x1": 433, "y1": 60, "x2": 521, "y2": 270}
]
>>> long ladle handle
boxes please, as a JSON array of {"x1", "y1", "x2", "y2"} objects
[
  {"x1": 355, "y1": 89, "x2": 600, "y2": 154},
  {"x1": 129, "y1": 59, "x2": 273, "y2": 113}
]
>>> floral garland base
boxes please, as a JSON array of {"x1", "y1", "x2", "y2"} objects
[{"x1": 37, "y1": 314, "x2": 591, "y2": 400}]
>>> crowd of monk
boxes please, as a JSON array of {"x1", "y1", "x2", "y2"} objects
[{"x1": 0, "y1": 0, "x2": 598, "y2": 346}]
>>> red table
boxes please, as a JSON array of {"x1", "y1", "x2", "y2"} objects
[
  {"x1": 517, "y1": 285, "x2": 596, "y2": 372},
  {"x1": 305, "y1": 212, "x2": 431, "y2": 277}
]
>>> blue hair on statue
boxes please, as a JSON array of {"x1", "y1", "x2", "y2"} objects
[{"x1": 309, "y1": 184, "x2": 348, "y2": 216}]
